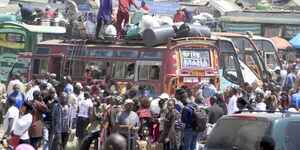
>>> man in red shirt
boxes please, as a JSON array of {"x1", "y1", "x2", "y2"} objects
[
  {"x1": 173, "y1": 8, "x2": 185, "y2": 23},
  {"x1": 141, "y1": 0, "x2": 149, "y2": 12},
  {"x1": 116, "y1": 0, "x2": 138, "y2": 39}
]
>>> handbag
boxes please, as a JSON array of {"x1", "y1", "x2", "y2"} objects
[{"x1": 8, "y1": 134, "x2": 21, "y2": 148}]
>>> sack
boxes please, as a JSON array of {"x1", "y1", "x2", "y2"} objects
[
  {"x1": 8, "y1": 134, "x2": 21, "y2": 148},
  {"x1": 188, "y1": 104, "x2": 207, "y2": 132},
  {"x1": 126, "y1": 25, "x2": 141, "y2": 39},
  {"x1": 174, "y1": 23, "x2": 190, "y2": 38},
  {"x1": 131, "y1": 9, "x2": 147, "y2": 25}
]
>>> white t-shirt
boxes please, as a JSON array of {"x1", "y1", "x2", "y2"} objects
[
  {"x1": 3, "y1": 106, "x2": 19, "y2": 133},
  {"x1": 25, "y1": 85, "x2": 40, "y2": 101},
  {"x1": 227, "y1": 95, "x2": 238, "y2": 114},
  {"x1": 78, "y1": 98, "x2": 93, "y2": 118},
  {"x1": 13, "y1": 113, "x2": 33, "y2": 140},
  {"x1": 255, "y1": 102, "x2": 267, "y2": 111}
]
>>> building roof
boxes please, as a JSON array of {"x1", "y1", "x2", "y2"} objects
[
  {"x1": 209, "y1": 0, "x2": 242, "y2": 15},
  {"x1": 220, "y1": 11, "x2": 300, "y2": 24},
  {"x1": 0, "y1": 21, "x2": 66, "y2": 34}
]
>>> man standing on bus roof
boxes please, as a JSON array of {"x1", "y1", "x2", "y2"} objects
[
  {"x1": 95, "y1": 0, "x2": 112, "y2": 39},
  {"x1": 116, "y1": 0, "x2": 139, "y2": 39}
]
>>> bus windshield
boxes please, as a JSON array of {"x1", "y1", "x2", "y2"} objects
[
  {"x1": 229, "y1": 37, "x2": 256, "y2": 52},
  {"x1": 180, "y1": 49, "x2": 211, "y2": 68}
]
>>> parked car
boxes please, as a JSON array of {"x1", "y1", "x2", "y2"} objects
[{"x1": 205, "y1": 112, "x2": 300, "y2": 150}]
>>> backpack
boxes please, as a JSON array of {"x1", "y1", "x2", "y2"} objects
[{"x1": 188, "y1": 104, "x2": 207, "y2": 132}]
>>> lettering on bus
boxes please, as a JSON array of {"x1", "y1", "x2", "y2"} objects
[{"x1": 180, "y1": 49, "x2": 210, "y2": 68}]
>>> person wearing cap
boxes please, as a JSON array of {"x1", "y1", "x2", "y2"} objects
[
  {"x1": 116, "y1": 99, "x2": 140, "y2": 150},
  {"x1": 107, "y1": 96, "x2": 124, "y2": 133},
  {"x1": 19, "y1": 3, "x2": 37, "y2": 24},
  {"x1": 173, "y1": 7, "x2": 185, "y2": 23},
  {"x1": 140, "y1": 0, "x2": 149, "y2": 11},
  {"x1": 255, "y1": 92, "x2": 266, "y2": 111},
  {"x1": 272, "y1": 66, "x2": 284, "y2": 85},
  {"x1": 29, "y1": 90, "x2": 48, "y2": 149},
  {"x1": 45, "y1": 5, "x2": 57, "y2": 19},
  {"x1": 181, "y1": 6, "x2": 193, "y2": 23}
]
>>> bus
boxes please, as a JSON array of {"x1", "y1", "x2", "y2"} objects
[
  {"x1": 218, "y1": 37, "x2": 260, "y2": 90},
  {"x1": 26, "y1": 37, "x2": 220, "y2": 97},
  {"x1": 213, "y1": 32, "x2": 270, "y2": 83},
  {"x1": 0, "y1": 21, "x2": 65, "y2": 82}
]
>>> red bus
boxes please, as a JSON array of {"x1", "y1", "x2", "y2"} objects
[{"x1": 26, "y1": 37, "x2": 220, "y2": 97}]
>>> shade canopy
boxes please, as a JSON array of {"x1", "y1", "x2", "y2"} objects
[
  {"x1": 269, "y1": 36, "x2": 293, "y2": 50},
  {"x1": 289, "y1": 34, "x2": 300, "y2": 49}
]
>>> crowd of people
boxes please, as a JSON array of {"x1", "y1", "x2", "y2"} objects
[{"x1": 1, "y1": 61, "x2": 300, "y2": 150}]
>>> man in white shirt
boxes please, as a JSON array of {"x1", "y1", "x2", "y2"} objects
[
  {"x1": 3, "y1": 97, "x2": 19, "y2": 137},
  {"x1": 255, "y1": 92, "x2": 266, "y2": 111},
  {"x1": 7, "y1": 73, "x2": 24, "y2": 95},
  {"x1": 227, "y1": 88, "x2": 239, "y2": 114}
]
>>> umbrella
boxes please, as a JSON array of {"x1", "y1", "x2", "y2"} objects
[
  {"x1": 269, "y1": 36, "x2": 294, "y2": 50},
  {"x1": 289, "y1": 34, "x2": 300, "y2": 49}
]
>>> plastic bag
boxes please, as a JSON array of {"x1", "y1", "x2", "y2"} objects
[
  {"x1": 138, "y1": 15, "x2": 160, "y2": 35},
  {"x1": 126, "y1": 25, "x2": 141, "y2": 39},
  {"x1": 84, "y1": 20, "x2": 96, "y2": 36},
  {"x1": 0, "y1": 12, "x2": 17, "y2": 22},
  {"x1": 131, "y1": 9, "x2": 147, "y2": 25},
  {"x1": 104, "y1": 24, "x2": 117, "y2": 36}
]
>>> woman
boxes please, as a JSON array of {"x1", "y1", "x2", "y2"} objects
[
  {"x1": 136, "y1": 97, "x2": 152, "y2": 140},
  {"x1": 158, "y1": 99, "x2": 178, "y2": 150},
  {"x1": 76, "y1": 92, "x2": 94, "y2": 146},
  {"x1": 280, "y1": 92, "x2": 289, "y2": 111},
  {"x1": 9, "y1": 101, "x2": 33, "y2": 147}
]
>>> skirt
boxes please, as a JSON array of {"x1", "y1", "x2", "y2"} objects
[{"x1": 76, "y1": 116, "x2": 89, "y2": 138}]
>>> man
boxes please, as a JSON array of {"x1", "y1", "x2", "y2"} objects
[
  {"x1": 45, "y1": 5, "x2": 57, "y2": 19},
  {"x1": 181, "y1": 6, "x2": 193, "y2": 23},
  {"x1": 7, "y1": 73, "x2": 24, "y2": 95},
  {"x1": 52, "y1": 92, "x2": 74, "y2": 150},
  {"x1": 43, "y1": 87, "x2": 58, "y2": 150},
  {"x1": 227, "y1": 87, "x2": 239, "y2": 114},
  {"x1": 140, "y1": 0, "x2": 149, "y2": 11},
  {"x1": 7, "y1": 84, "x2": 26, "y2": 110},
  {"x1": 3, "y1": 97, "x2": 19, "y2": 138},
  {"x1": 107, "y1": 96, "x2": 124, "y2": 134},
  {"x1": 202, "y1": 78, "x2": 217, "y2": 102},
  {"x1": 63, "y1": 76, "x2": 73, "y2": 96},
  {"x1": 19, "y1": 3, "x2": 37, "y2": 24},
  {"x1": 103, "y1": 133, "x2": 127, "y2": 150},
  {"x1": 290, "y1": 87, "x2": 300, "y2": 109},
  {"x1": 208, "y1": 96, "x2": 224, "y2": 124},
  {"x1": 116, "y1": 99, "x2": 140, "y2": 150},
  {"x1": 95, "y1": 0, "x2": 112, "y2": 39},
  {"x1": 0, "y1": 77, "x2": 6, "y2": 98},
  {"x1": 29, "y1": 90, "x2": 48, "y2": 149},
  {"x1": 0, "y1": 77, "x2": 6, "y2": 126},
  {"x1": 283, "y1": 68, "x2": 296, "y2": 91},
  {"x1": 176, "y1": 88, "x2": 199, "y2": 150},
  {"x1": 235, "y1": 97, "x2": 248, "y2": 113},
  {"x1": 255, "y1": 92, "x2": 266, "y2": 111},
  {"x1": 116, "y1": 0, "x2": 138, "y2": 39},
  {"x1": 121, "y1": 82, "x2": 133, "y2": 95},
  {"x1": 173, "y1": 7, "x2": 185, "y2": 23}
]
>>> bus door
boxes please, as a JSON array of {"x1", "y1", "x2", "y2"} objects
[
  {"x1": 135, "y1": 61, "x2": 162, "y2": 97},
  {"x1": 49, "y1": 54, "x2": 64, "y2": 81},
  {"x1": 220, "y1": 52, "x2": 243, "y2": 89}
]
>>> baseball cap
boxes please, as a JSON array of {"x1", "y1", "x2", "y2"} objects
[
  {"x1": 124, "y1": 99, "x2": 134, "y2": 105},
  {"x1": 158, "y1": 93, "x2": 169, "y2": 99}
]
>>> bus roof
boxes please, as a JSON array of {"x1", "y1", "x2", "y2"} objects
[
  {"x1": 0, "y1": 21, "x2": 66, "y2": 34},
  {"x1": 37, "y1": 39, "x2": 168, "y2": 49}
]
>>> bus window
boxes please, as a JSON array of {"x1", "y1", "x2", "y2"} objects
[
  {"x1": 245, "y1": 54, "x2": 260, "y2": 78},
  {"x1": 266, "y1": 53, "x2": 277, "y2": 70},
  {"x1": 64, "y1": 60, "x2": 86, "y2": 76},
  {"x1": 230, "y1": 37, "x2": 255, "y2": 51},
  {"x1": 113, "y1": 62, "x2": 135, "y2": 79},
  {"x1": 33, "y1": 59, "x2": 48, "y2": 75},
  {"x1": 86, "y1": 61, "x2": 110, "y2": 79},
  {"x1": 138, "y1": 65, "x2": 160, "y2": 80},
  {"x1": 223, "y1": 54, "x2": 239, "y2": 84},
  {"x1": 7, "y1": 33, "x2": 24, "y2": 43}
]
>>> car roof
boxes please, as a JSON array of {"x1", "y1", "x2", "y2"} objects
[{"x1": 225, "y1": 112, "x2": 300, "y2": 120}]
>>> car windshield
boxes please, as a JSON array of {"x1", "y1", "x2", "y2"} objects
[{"x1": 205, "y1": 118, "x2": 269, "y2": 150}]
